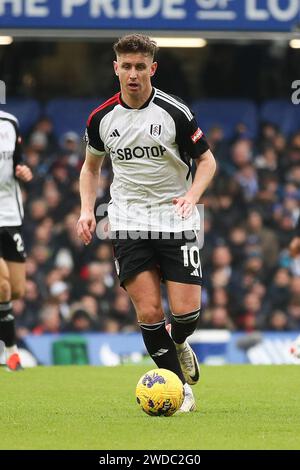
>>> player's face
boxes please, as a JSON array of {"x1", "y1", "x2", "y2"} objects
[{"x1": 114, "y1": 53, "x2": 157, "y2": 102}]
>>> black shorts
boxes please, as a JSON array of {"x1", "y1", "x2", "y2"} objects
[
  {"x1": 0, "y1": 226, "x2": 26, "y2": 263},
  {"x1": 111, "y1": 231, "x2": 202, "y2": 288}
]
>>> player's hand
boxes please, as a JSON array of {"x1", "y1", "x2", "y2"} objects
[
  {"x1": 15, "y1": 164, "x2": 33, "y2": 182},
  {"x1": 173, "y1": 194, "x2": 196, "y2": 219},
  {"x1": 289, "y1": 236, "x2": 300, "y2": 257},
  {"x1": 77, "y1": 213, "x2": 96, "y2": 245}
]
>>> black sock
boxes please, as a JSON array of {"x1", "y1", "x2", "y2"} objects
[
  {"x1": 171, "y1": 308, "x2": 201, "y2": 345},
  {"x1": 0, "y1": 302, "x2": 16, "y2": 347},
  {"x1": 139, "y1": 320, "x2": 186, "y2": 384}
]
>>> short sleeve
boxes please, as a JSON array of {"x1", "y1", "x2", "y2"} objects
[
  {"x1": 9, "y1": 119, "x2": 24, "y2": 169},
  {"x1": 176, "y1": 113, "x2": 210, "y2": 159},
  {"x1": 85, "y1": 113, "x2": 105, "y2": 156},
  {"x1": 13, "y1": 133, "x2": 23, "y2": 168}
]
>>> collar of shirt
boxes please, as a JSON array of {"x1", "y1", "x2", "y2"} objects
[{"x1": 119, "y1": 88, "x2": 155, "y2": 110}]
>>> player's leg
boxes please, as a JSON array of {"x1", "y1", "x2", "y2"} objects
[
  {"x1": 163, "y1": 281, "x2": 200, "y2": 412},
  {"x1": 124, "y1": 268, "x2": 186, "y2": 384},
  {"x1": 166, "y1": 281, "x2": 201, "y2": 385},
  {"x1": 0, "y1": 227, "x2": 26, "y2": 370},
  {"x1": 167, "y1": 282, "x2": 201, "y2": 344},
  {"x1": 0, "y1": 258, "x2": 22, "y2": 370},
  {"x1": 155, "y1": 232, "x2": 202, "y2": 396},
  {"x1": 6, "y1": 261, "x2": 26, "y2": 300}
]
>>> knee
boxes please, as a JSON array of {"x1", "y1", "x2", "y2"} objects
[
  {"x1": 0, "y1": 278, "x2": 11, "y2": 301},
  {"x1": 11, "y1": 285, "x2": 25, "y2": 300},
  {"x1": 138, "y1": 304, "x2": 164, "y2": 324},
  {"x1": 172, "y1": 304, "x2": 201, "y2": 315}
]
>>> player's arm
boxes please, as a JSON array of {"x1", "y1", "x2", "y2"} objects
[
  {"x1": 186, "y1": 149, "x2": 216, "y2": 201},
  {"x1": 78, "y1": 111, "x2": 106, "y2": 244},
  {"x1": 13, "y1": 126, "x2": 32, "y2": 182},
  {"x1": 174, "y1": 149, "x2": 216, "y2": 218},
  {"x1": 15, "y1": 165, "x2": 32, "y2": 182},
  {"x1": 77, "y1": 148, "x2": 104, "y2": 245},
  {"x1": 173, "y1": 107, "x2": 216, "y2": 218}
]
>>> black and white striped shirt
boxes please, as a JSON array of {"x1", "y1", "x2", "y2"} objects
[
  {"x1": 85, "y1": 88, "x2": 209, "y2": 232},
  {"x1": 0, "y1": 110, "x2": 24, "y2": 226}
]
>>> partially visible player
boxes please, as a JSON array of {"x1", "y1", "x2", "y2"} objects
[{"x1": 0, "y1": 110, "x2": 32, "y2": 370}]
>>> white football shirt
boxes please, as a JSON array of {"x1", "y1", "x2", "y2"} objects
[
  {"x1": 85, "y1": 88, "x2": 209, "y2": 232},
  {"x1": 0, "y1": 110, "x2": 24, "y2": 226}
]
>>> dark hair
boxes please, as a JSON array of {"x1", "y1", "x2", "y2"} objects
[{"x1": 113, "y1": 34, "x2": 158, "y2": 58}]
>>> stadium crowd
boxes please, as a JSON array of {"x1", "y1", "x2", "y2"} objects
[{"x1": 13, "y1": 114, "x2": 300, "y2": 337}]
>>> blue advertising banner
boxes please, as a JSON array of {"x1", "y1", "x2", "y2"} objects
[
  {"x1": 0, "y1": 0, "x2": 300, "y2": 32},
  {"x1": 23, "y1": 332, "x2": 147, "y2": 366},
  {"x1": 20, "y1": 330, "x2": 300, "y2": 366}
]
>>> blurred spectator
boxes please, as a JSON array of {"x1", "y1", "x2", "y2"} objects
[
  {"x1": 107, "y1": 288, "x2": 137, "y2": 332},
  {"x1": 33, "y1": 303, "x2": 61, "y2": 334},
  {"x1": 209, "y1": 245, "x2": 233, "y2": 290},
  {"x1": 237, "y1": 291, "x2": 263, "y2": 331},
  {"x1": 235, "y1": 164, "x2": 259, "y2": 201},
  {"x1": 266, "y1": 268, "x2": 290, "y2": 312},
  {"x1": 287, "y1": 299, "x2": 300, "y2": 329},
  {"x1": 212, "y1": 193, "x2": 244, "y2": 238},
  {"x1": 201, "y1": 306, "x2": 235, "y2": 330},
  {"x1": 49, "y1": 280, "x2": 71, "y2": 323},
  {"x1": 246, "y1": 209, "x2": 279, "y2": 270},
  {"x1": 26, "y1": 116, "x2": 58, "y2": 155},
  {"x1": 64, "y1": 308, "x2": 98, "y2": 332},
  {"x1": 228, "y1": 226, "x2": 247, "y2": 266},
  {"x1": 258, "y1": 122, "x2": 279, "y2": 149},
  {"x1": 230, "y1": 138, "x2": 253, "y2": 172},
  {"x1": 59, "y1": 131, "x2": 82, "y2": 169},
  {"x1": 265, "y1": 310, "x2": 291, "y2": 331}
]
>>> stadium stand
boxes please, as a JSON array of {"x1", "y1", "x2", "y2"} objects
[
  {"x1": 260, "y1": 100, "x2": 300, "y2": 136},
  {"x1": 3, "y1": 99, "x2": 41, "y2": 133},
  {"x1": 7, "y1": 97, "x2": 299, "y2": 140},
  {"x1": 45, "y1": 99, "x2": 103, "y2": 138},
  {"x1": 192, "y1": 99, "x2": 258, "y2": 139},
  {"x1": 3, "y1": 98, "x2": 300, "y2": 337}
]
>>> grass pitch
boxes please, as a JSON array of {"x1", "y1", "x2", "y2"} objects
[{"x1": 0, "y1": 364, "x2": 299, "y2": 450}]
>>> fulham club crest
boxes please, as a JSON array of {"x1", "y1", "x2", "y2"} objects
[{"x1": 150, "y1": 124, "x2": 162, "y2": 137}]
